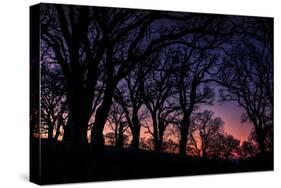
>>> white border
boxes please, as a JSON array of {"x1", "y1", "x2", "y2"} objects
[{"x1": 0, "y1": 0, "x2": 279, "y2": 187}]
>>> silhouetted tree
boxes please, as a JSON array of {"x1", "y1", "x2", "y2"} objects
[
  {"x1": 142, "y1": 54, "x2": 179, "y2": 152},
  {"x1": 41, "y1": 5, "x2": 102, "y2": 146},
  {"x1": 104, "y1": 132, "x2": 115, "y2": 146},
  {"x1": 41, "y1": 63, "x2": 68, "y2": 142},
  {"x1": 187, "y1": 110, "x2": 223, "y2": 158},
  {"x1": 107, "y1": 102, "x2": 129, "y2": 148},
  {"x1": 139, "y1": 137, "x2": 154, "y2": 151},
  {"x1": 237, "y1": 139, "x2": 258, "y2": 160},
  {"x1": 208, "y1": 133, "x2": 240, "y2": 160},
  {"x1": 114, "y1": 65, "x2": 149, "y2": 150},
  {"x1": 172, "y1": 48, "x2": 218, "y2": 155},
  {"x1": 218, "y1": 39, "x2": 273, "y2": 155},
  {"x1": 162, "y1": 139, "x2": 179, "y2": 153}
]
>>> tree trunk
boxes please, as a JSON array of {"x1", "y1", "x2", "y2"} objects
[
  {"x1": 202, "y1": 149, "x2": 207, "y2": 159},
  {"x1": 151, "y1": 113, "x2": 161, "y2": 152},
  {"x1": 131, "y1": 128, "x2": 140, "y2": 150},
  {"x1": 154, "y1": 137, "x2": 163, "y2": 152},
  {"x1": 154, "y1": 131, "x2": 165, "y2": 152},
  {"x1": 131, "y1": 111, "x2": 141, "y2": 150},
  {"x1": 156, "y1": 121, "x2": 166, "y2": 152},
  {"x1": 63, "y1": 109, "x2": 89, "y2": 146},
  {"x1": 53, "y1": 126, "x2": 61, "y2": 141},
  {"x1": 91, "y1": 86, "x2": 114, "y2": 150},
  {"x1": 256, "y1": 129, "x2": 266, "y2": 155},
  {"x1": 47, "y1": 118, "x2": 54, "y2": 142},
  {"x1": 116, "y1": 122, "x2": 125, "y2": 148},
  {"x1": 63, "y1": 89, "x2": 91, "y2": 148},
  {"x1": 157, "y1": 128, "x2": 164, "y2": 152},
  {"x1": 179, "y1": 125, "x2": 187, "y2": 155},
  {"x1": 179, "y1": 115, "x2": 190, "y2": 155}
]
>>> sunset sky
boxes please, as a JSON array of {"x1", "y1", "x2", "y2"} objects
[
  {"x1": 100, "y1": 100, "x2": 253, "y2": 145},
  {"x1": 207, "y1": 101, "x2": 252, "y2": 143},
  {"x1": 37, "y1": 98, "x2": 254, "y2": 146}
]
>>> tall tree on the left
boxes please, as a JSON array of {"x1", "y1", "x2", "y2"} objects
[{"x1": 41, "y1": 5, "x2": 104, "y2": 147}]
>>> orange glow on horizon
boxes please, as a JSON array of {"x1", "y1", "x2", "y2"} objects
[{"x1": 35, "y1": 101, "x2": 253, "y2": 150}]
